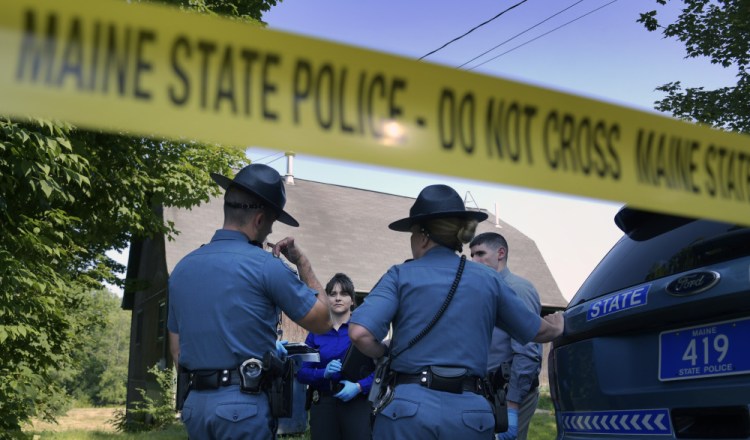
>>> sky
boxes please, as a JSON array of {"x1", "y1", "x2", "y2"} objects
[
  {"x1": 239, "y1": 0, "x2": 737, "y2": 301},
  {"x1": 96, "y1": 1, "x2": 737, "y2": 300}
]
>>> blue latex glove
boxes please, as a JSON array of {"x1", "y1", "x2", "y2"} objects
[
  {"x1": 275, "y1": 340, "x2": 288, "y2": 359},
  {"x1": 334, "y1": 380, "x2": 360, "y2": 402},
  {"x1": 323, "y1": 359, "x2": 342, "y2": 379},
  {"x1": 497, "y1": 407, "x2": 519, "y2": 440}
]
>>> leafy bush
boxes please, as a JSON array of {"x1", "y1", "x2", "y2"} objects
[{"x1": 110, "y1": 364, "x2": 177, "y2": 433}]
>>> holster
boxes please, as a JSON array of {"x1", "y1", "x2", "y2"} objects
[
  {"x1": 263, "y1": 351, "x2": 293, "y2": 418},
  {"x1": 484, "y1": 362, "x2": 510, "y2": 433},
  {"x1": 368, "y1": 355, "x2": 394, "y2": 415},
  {"x1": 492, "y1": 386, "x2": 509, "y2": 433},
  {"x1": 176, "y1": 365, "x2": 191, "y2": 411}
]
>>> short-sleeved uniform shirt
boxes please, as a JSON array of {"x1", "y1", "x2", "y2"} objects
[
  {"x1": 350, "y1": 246, "x2": 541, "y2": 377},
  {"x1": 487, "y1": 267, "x2": 544, "y2": 403},
  {"x1": 167, "y1": 229, "x2": 318, "y2": 370}
]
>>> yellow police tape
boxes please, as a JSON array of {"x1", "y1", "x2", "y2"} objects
[{"x1": 1, "y1": 0, "x2": 749, "y2": 225}]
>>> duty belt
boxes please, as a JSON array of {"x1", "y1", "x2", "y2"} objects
[
  {"x1": 188, "y1": 368, "x2": 242, "y2": 390},
  {"x1": 395, "y1": 371, "x2": 484, "y2": 394}
]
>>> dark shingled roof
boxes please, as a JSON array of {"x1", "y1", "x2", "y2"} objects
[{"x1": 164, "y1": 178, "x2": 568, "y2": 310}]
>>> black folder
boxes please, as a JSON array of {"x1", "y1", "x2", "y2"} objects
[{"x1": 340, "y1": 343, "x2": 376, "y2": 381}]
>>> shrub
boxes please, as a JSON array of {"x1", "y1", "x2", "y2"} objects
[{"x1": 110, "y1": 364, "x2": 176, "y2": 433}]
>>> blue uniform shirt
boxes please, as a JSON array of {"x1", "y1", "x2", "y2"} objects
[
  {"x1": 487, "y1": 267, "x2": 544, "y2": 403},
  {"x1": 297, "y1": 322, "x2": 373, "y2": 394},
  {"x1": 167, "y1": 229, "x2": 318, "y2": 370},
  {"x1": 351, "y1": 246, "x2": 541, "y2": 377}
]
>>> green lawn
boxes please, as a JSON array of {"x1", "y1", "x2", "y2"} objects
[
  {"x1": 25, "y1": 389, "x2": 558, "y2": 439},
  {"x1": 26, "y1": 413, "x2": 557, "y2": 440}
]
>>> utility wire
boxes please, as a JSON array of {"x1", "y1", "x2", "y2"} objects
[
  {"x1": 457, "y1": 0, "x2": 585, "y2": 69},
  {"x1": 264, "y1": 154, "x2": 286, "y2": 165},
  {"x1": 251, "y1": 152, "x2": 285, "y2": 164},
  {"x1": 468, "y1": 0, "x2": 619, "y2": 70},
  {"x1": 419, "y1": 0, "x2": 529, "y2": 60}
]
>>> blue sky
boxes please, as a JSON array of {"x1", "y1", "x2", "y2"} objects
[
  {"x1": 98, "y1": 1, "x2": 736, "y2": 299},
  {"x1": 251, "y1": 0, "x2": 738, "y2": 300}
]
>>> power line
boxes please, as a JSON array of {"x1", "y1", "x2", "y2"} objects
[
  {"x1": 468, "y1": 0, "x2": 619, "y2": 71},
  {"x1": 264, "y1": 154, "x2": 287, "y2": 165},
  {"x1": 457, "y1": 0, "x2": 585, "y2": 69},
  {"x1": 419, "y1": 0, "x2": 529, "y2": 60},
  {"x1": 251, "y1": 152, "x2": 285, "y2": 164}
]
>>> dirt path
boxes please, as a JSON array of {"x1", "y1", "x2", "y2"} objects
[{"x1": 27, "y1": 407, "x2": 120, "y2": 433}]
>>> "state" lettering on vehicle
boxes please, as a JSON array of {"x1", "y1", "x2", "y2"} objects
[{"x1": 587, "y1": 285, "x2": 651, "y2": 321}]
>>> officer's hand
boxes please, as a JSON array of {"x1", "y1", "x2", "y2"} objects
[
  {"x1": 497, "y1": 407, "x2": 518, "y2": 440},
  {"x1": 276, "y1": 340, "x2": 288, "y2": 359},
  {"x1": 542, "y1": 311, "x2": 565, "y2": 338},
  {"x1": 334, "y1": 380, "x2": 361, "y2": 402},
  {"x1": 270, "y1": 237, "x2": 304, "y2": 265},
  {"x1": 323, "y1": 359, "x2": 342, "y2": 379}
]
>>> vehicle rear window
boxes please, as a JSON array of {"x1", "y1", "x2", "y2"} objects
[{"x1": 570, "y1": 219, "x2": 750, "y2": 307}]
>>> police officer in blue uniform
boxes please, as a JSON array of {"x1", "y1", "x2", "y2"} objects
[
  {"x1": 470, "y1": 232, "x2": 544, "y2": 440},
  {"x1": 168, "y1": 163, "x2": 332, "y2": 440},
  {"x1": 349, "y1": 184, "x2": 564, "y2": 440}
]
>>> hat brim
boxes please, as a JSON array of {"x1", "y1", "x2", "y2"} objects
[
  {"x1": 211, "y1": 172, "x2": 300, "y2": 227},
  {"x1": 388, "y1": 210, "x2": 488, "y2": 232}
]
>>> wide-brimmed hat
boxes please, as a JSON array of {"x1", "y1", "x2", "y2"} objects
[
  {"x1": 388, "y1": 184, "x2": 488, "y2": 232},
  {"x1": 210, "y1": 164, "x2": 299, "y2": 227}
]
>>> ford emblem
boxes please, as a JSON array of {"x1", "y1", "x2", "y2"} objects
[{"x1": 666, "y1": 271, "x2": 720, "y2": 296}]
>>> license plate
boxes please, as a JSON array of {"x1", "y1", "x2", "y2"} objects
[{"x1": 659, "y1": 317, "x2": 750, "y2": 381}]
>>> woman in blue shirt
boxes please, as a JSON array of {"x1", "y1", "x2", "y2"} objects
[
  {"x1": 297, "y1": 273, "x2": 373, "y2": 440},
  {"x1": 349, "y1": 184, "x2": 564, "y2": 440}
]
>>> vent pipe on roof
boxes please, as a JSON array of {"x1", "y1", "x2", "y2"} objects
[
  {"x1": 463, "y1": 191, "x2": 479, "y2": 210},
  {"x1": 284, "y1": 152, "x2": 295, "y2": 185},
  {"x1": 494, "y1": 203, "x2": 502, "y2": 228}
]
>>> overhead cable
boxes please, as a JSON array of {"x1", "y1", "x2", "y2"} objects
[
  {"x1": 419, "y1": 0, "x2": 529, "y2": 60},
  {"x1": 457, "y1": 0, "x2": 585, "y2": 69},
  {"x1": 264, "y1": 154, "x2": 287, "y2": 165},
  {"x1": 252, "y1": 152, "x2": 285, "y2": 164},
  {"x1": 468, "y1": 0, "x2": 619, "y2": 70}
]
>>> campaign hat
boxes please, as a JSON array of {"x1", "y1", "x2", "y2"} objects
[
  {"x1": 388, "y1": 184, "x2": 488, "y2": 232},
  {"x1": 210, "y1": 164, "x2": 299, "y2": 227}
]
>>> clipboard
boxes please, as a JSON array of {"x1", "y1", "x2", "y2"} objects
[{"x1": 340, "y1": 343, "x2": 376, "y2": 381}]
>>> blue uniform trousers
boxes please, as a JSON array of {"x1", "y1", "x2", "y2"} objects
[
  {"x1": 181, "y1": 386, "x2": 277, "y2": 439},
  {"x1": 374, "y1": 384, "x2": 495, "y2": 440}
]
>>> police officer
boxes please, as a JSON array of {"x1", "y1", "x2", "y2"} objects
[
  {"x1": 168, "y1": 163, "x2": 332, "y2": 440},
  {"x1": 470, "y1": 232, "x2": 544, "y2": 440},
  {"x1": 349, "y1": 184, "x2": 564, "y2": 440}
]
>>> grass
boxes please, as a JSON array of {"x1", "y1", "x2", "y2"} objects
[{"x1": 23, "y1": 390, "x2": 558, "y2": 440}]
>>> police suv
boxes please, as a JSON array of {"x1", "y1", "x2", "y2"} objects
[{"x1": 549, "y1": 207, "x2": 750, "y2": 439}]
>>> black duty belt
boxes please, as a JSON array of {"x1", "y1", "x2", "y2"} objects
[
  {"x1": 188, "y1": 368, "x2": 242, "y2": 390},
  {"x1": 395, "y1": 371, "x2": 483, "y2": 394}
]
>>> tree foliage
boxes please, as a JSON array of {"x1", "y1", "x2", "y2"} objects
[
  {"x1": 638, "y1": 0, "x2": 750, "y2": 133},
  {"x1": 154, "y1": 0, "x2": 279, "y2": 23},
  {"x1": 66, "y1": 289, "x2": 131, "y2": 406},
  {"x1": 0, "y1": 117, "x2": 245, "y2": 435}
]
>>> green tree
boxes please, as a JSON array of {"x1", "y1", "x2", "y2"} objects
[
  {"x1": 638, "y1": 0, "x2": 750, "y2": 133},
  {"x1": 66, "y1": 289, "x2": 131, "y2": 406},
  {"x1": 0, "y1": 119, "x2": 246, "y2": 436},
  {"x1": 155, "y1": 0, "x2": 279, "y2": 23}
]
